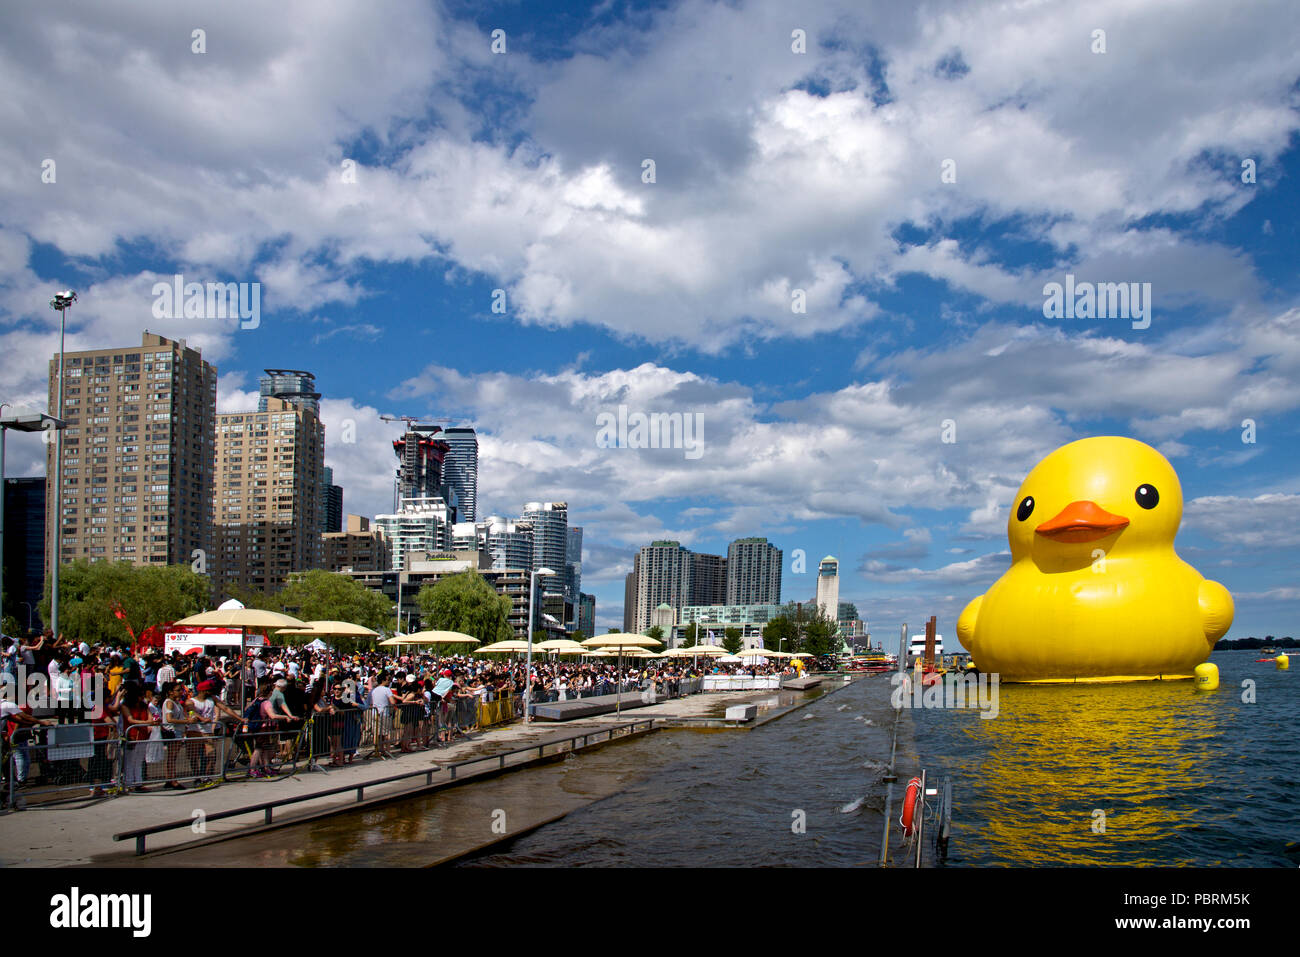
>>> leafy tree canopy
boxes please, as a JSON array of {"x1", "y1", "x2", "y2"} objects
[
  {"x1": 415, "y1": 570, "x2": 512, "y2": 646},
  {"x1": 40, "y1": 560, "x2": 210, "y2": 646}
]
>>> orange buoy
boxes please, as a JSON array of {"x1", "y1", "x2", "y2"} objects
[{"x1": 901, "y1": 776, "x2": 922, "y2": 835}]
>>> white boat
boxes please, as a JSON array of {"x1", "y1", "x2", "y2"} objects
[{"x1": 908, "y1": 634, "x2": 943, "y2": 657}]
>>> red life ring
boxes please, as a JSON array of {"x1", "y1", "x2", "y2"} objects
[{"x1": 901, "y1": 776, "x2": 922, "y2": 835}]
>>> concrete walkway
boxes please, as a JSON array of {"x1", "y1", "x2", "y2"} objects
[{"x1": 0, "y1": 686, "x2": 800, "y2": 867}]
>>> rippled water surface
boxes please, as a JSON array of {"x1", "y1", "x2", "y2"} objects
[
  {"x1": 919, "y1": 650, "x2": 1297, "y2": 866},
  {"x1": 160, "y1": 652, "x2": 1295, "y2": 866},
  {"x1": 470, "y1": 651, "x2": 1297, "y2": 867}
]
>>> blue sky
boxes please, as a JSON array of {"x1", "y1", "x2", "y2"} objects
[{"x1": 2, "y1": 0, "x2": 1298, "y2": 645}]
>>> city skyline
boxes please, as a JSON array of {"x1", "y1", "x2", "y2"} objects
[{"x1": 1, "y1": 1, "x2": 1297, "y2": 644}]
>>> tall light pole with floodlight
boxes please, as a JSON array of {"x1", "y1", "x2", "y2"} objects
[
  {"x1": 48, "y1": 290, "x2": 76, "y2": 640},
  {"x1": 523, "y1": 565, "x2": 556, "y2": 724}
]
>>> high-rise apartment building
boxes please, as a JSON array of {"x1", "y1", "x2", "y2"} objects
[
  {"x1": 633, "y1": 540, "x2": 693, "y2": 634},
  {"x1": 565, "y1": 526, "x2": 583, "y2": 602},
  {"x1": 4, "y1": 478, "x2": 46, "y2": 632},
  {"x1": 258, "y1": 369, "x2": 320, "y2": 414},
  {"x1": 440, "y1": 427, "x2": 478, "y2": 523},
  {"x1": 320, "y1": 465, "x2": 343, "y2": 533},
  {"x1": 521, "y1": 501, "x2": 568, "y2": 597},
  {"x1": 690, "y1": 551, "x2": 727, "y2": 605},
  {"x1": 578, "y1": 592, "x2": 595, "y2": 639},
  {"x1": 213, "y1": 396, "x2": 324, "y2": 593},
  {"x1": 726, "y1": 537, "x2": 783, "y2": 605},
  {"x1": 375, "y1": 497, "x2": 454, "y2": 571},
  {"x1": 322, "y1": 514, "x2": 389, "y2": 573},
  {"x1": 46, "y1": 332, "x2": 216, "y2": 571},
  {"x1": 623, "y1": 568, "x2": 638, "y2": 634},
  {"x1": 451, "y1": 516, "x2": 535, "y2": 571}
]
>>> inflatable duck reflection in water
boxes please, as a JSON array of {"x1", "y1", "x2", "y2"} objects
[{"x1": 958, "y1": 437, "x2": 1233, "y2": 682}]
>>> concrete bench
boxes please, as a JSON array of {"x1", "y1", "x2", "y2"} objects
[
  {"x1": 782, "y1": 676, "x2": 823, "y2": 690},
  {"x1": 529, "y1": 692, "x2": 655, "y2": 721}
]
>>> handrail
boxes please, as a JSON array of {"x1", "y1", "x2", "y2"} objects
[{"x1": 112, "y1": 717, "x2": 657, "y2": 855}]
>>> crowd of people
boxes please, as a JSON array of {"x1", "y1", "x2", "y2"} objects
[{"x1": 2, "y1": 628, "x2": 796, "y2": 799}]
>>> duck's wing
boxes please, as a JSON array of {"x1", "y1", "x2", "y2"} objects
[
  {"x1": 1199, "y1": 579, "x2": 1234, "y2": 643},
  {"x1": 957, "y1": 594, "x2": 983, "y2": 650}
]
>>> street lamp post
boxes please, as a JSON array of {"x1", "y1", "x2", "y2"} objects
[
  {"x1": 1, "y1": 407, "x2": 66, "y2": 637},
  {"x1": 523, "y1": 566, "x2": 556, "y2": 724},
  {"x1": 47, "y1": 291, "x2": 75, "y2": 641}
]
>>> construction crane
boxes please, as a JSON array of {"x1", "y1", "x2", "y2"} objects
[{"x1": 379, "y1": 414, "x2": 450, "y2": 430}]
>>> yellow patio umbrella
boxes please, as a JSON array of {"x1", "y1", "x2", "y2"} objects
[
  {"x1": 384, "y1": 630, "x2": 481, "y2": 670},
  {"x1": 399, "y1": 630, "x2": 479, "y2": 645},
  {"x1": 579, "y1": 633, "x2": 661, "y2": 717},
  {"x1": 675, "y1": 644, "x2": 729, "y2": 658},
  {"x1": 740, "y1": 648, "x2": 793, "y2": 658},
  {"x1": 274, "y1": 620, "x2": 380, "y2": 639},
  {"x1": 173, "y1": 604, "x2": 307, "y2": 712},
  {"x1": 477, "y1": 640, "x2": 534, "y2": 654},
  {"x1": 534, "y1": 639, "x2": 587, "y2": 655},
  {"x1": 273, "y1": 620, "x2": 381, "y2": 699}
]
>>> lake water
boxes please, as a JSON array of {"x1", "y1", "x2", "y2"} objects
[{"x1": 153, "y1": 651, "x2": 1296, "y2": 866}]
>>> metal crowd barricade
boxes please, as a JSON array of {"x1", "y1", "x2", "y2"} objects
[
  {"x1": 141, "y1": 726, "x2": 230, "y2": 787},
  {"x1": 222, "y1": 718, "x2": 309, "y2": 781},
  {"x1": 7, "y1": 723, "x2": 123, "y2": 806},
  {"x1": 305, "y1": 707, "x2": 366, "y2": 765},
  {"x1": 453, "y1": 695, "x2": 479, "y2": 732},
  {"x1": 393, "y1": 701, "x2": 433, "y2": 751}
]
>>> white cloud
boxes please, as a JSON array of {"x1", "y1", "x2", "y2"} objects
[
  {"x1": 2, "y1": 0, "x2": 1297, "y2": 352},
  {"x1": 1185, "y1": 494, "x2": 1300, "y2": 548}
]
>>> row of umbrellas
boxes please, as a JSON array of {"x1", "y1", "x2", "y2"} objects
[
  {"x1": 170, "y1": 606, "x2": 807, "y2": 662},
  {"x1": 168, "y1": 605, "x2": 804, "y2": 714}
]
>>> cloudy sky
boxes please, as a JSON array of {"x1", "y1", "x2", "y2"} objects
[{"x1": 2, "y1": 0, "x2": 1298, "y2": 643}]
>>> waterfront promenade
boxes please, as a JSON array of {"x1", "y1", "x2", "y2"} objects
[{"x1": 1, "y1": 683, "x2": 837, "y2": 867}]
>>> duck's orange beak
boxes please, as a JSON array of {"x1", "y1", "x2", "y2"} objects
[{"x1": 1035, "y1": 500, "x2": 1129, "y2": 543}]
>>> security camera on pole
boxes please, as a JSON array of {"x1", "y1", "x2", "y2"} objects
[{"x1": 524, "y1": 566, "x2": 556, "y2": 724}]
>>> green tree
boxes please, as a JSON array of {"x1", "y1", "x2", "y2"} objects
[
  {"x1": 722, "y1": 627, "x2": 744, "y2": 655},
  {"x1": 679, "y1": 622, "x2": 698, "y2": 647},
  {"x1": 415, "y1": 569, "x2": 512, "y2": 646},
  {"x1": 274, "y1": 569, "x2": 392, "y2": 652},
  {"x1": 40, "y1": 560, "x2": 211, "y2": 645},
  {"x1": 606, "y1": 626, "x2": 619, "y2": 634},
  {"x1": 802, "y1": 610, "x2": 843, "y2": 657},
  {"x1": 645, "y1": 625, "x2": 665, "y2": 646},
  {"x1": 762, "y1": 616, "x2": 798, "y2": 654},
  {"x1": 222, "y1": 581, "x2": 279, "y2": 611}
]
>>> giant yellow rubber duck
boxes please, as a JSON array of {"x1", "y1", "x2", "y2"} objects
[{"x1": 958, "y1": 436, "x2": 1233, "y2": 682}]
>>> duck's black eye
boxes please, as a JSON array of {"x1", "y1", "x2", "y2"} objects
[
  {"x1": 1016, "y1": 496, "x2": 1035, "y2": 521},
  {"x1": 1135, "y1": 485, "x2": 1159, "y2": 509}
]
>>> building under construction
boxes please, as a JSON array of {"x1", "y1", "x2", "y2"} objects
[{"x1": 392, "y1": 424, "x2": 454, "y2": 510}]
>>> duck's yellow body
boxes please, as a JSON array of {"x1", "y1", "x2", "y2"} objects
[{"x1": 958, "y1": 436, "x2": 1233, "y2": 683}]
